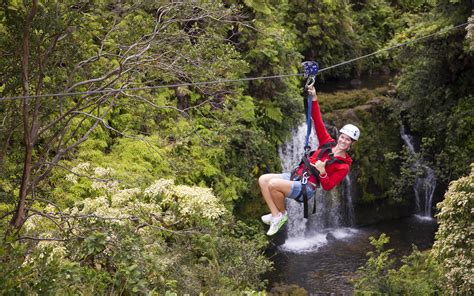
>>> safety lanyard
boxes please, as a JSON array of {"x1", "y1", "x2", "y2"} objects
[{"x1": 302, "y1": 61, "x2": 319, "y2": 154}]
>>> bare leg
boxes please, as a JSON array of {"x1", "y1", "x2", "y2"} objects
[
  {"x1": 259, "y1": 174, "x2": 293, "y2": 216},
  {"x1": 269, "y1": 178, "x2": 291, "y2": 212}
]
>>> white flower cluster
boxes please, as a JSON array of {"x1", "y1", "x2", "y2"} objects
[
  {"x1": 467, "y1": 15, "x2": 474, "y2": 51},
  {"x1": 143, "y1": 179, "x2": 175, "y2": 198},
  {"x1": 72, "y1": 162, "x2": 91, "y2": 174},
  {"x1": 22, "y1": 239, "x2": 67, "y2": 266},
  {"x1": 94, "y1": 166, "x2": 113, "y2": 177},
  {"x1": 111, "y1": 188, "x2": 141, "y2": 207},
  {"x1": 23, "y1": 204, "x2": 61, "y2": 233},
  {"x1": 64, "y1": 162, "x2": 92, "y2": 184},
  {"x1": 64, "y1": 164, "x2": 117, "y2": 192},
  {"x1": 145, "y1": 179, "x2": 226, "y2": 220},
  {"x1": 432, "y1": 164, "x2": 474, "y2": 294},
  {"x1": 23, "y1": 214, "x2": 42, "y2": 232},
  {"x1": 23, "y1": 174, "x2": 227, "y2": 272},
  {"x1": 80, "y1": 196, "x2": 110, "y2": 215},
  {"x1": 91, "y1": 179, "x2": 120, "y2": 193},
  {"x1": 65, "y1": 173, "x2": 78, "y2": 184},
  {"x1": 173, "y1": 184, "x2": 226, "y2": 220},
  {"x1": 68, "y1": 186, "x2": 162, "y2": 227}
]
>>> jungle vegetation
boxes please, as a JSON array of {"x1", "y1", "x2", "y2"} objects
[{"x1": 0, "y1": 0, "x2": 472, "y2": 294}]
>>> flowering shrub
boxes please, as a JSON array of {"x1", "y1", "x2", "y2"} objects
[
  {"x1": 4, "y1": 165, "x2": 269, "y2": 295},
  {"x1": 145, "y1": 179, "x2": 226, "y2": 221},
  {"x1": 432, "y1": 163, "x2": 474, "y2": 294}
]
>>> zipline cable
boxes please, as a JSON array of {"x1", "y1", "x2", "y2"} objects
[{"x1": 0, "y1": 22, "x2": 468, "y2": 102}]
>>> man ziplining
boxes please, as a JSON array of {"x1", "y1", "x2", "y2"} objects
[{"x1": 258, "y1": 84, "x2": 360, "y2": 236}]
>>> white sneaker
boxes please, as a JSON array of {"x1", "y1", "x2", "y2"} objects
[
  {"x1": 261, "y1": 211, "x2": 287, "y2": 225},
  {"x1": 261, "y1": 213, "x2": 272, "y2": 225},
  {"x1": 266, "y1": 213, "x2": 288, "y2": 236}
]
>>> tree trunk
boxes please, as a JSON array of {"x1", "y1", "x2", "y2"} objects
[
  {"x1": 10, "y1": 140, "x2": 33, "y2": 228},
  {"x1": 9, "y1": 0, "x2": 38, "y2": 230}
]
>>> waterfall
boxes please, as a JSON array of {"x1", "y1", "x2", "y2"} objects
[
  {"x1": 400, "y1": 125, "x2": 437, "y2": 218},
  {"x1": 343, "y1": 174, "x2": 356, "y2": 226},
  {"x1": 278, "y1": 122, "x2": 358, "y2": 253}
]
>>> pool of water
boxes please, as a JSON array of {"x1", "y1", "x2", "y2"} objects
[{"x1": 265, "y1": 216, "x2": 438, "y2": 295}]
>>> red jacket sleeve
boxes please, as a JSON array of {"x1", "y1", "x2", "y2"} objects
[
  {"x1": 312, "y1": 99, "x2": 334, "y2": 148},
  {"x1": 319, "y1": 164, "x2": 349, "y2": 191}
]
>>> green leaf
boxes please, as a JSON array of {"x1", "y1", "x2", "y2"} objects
[{"x1": 243, "y1": 0, "x2": 271, "y2": 14}]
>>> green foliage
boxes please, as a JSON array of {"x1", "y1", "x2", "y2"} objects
[
  {"x1": 238, "y1": 0, "x2": 303, "y2": 143},
  {"x1": 435, "y1": 95, "x2": 474, "y2": 182},
  {"x1": 354, "y1": 234, "x2": 444, "y2": 295},
  {"x1": 386, "y1": 148, "x2": 418, "y2": 203},
  {"x1": 0, "y1": 176, "x2": 271, "y2": 294},
  {"x1": 385, "y1": 247, "x2": 444, "y2": 295},
  {"x1": 318, "y1": 87, "x2": 387, "y2": 112},
  {"x1": 396, "y1": 0, "x2": 435, "y2": 12},
  {"x1": 354, "y1": 233, "x2": 395, "y2": 293},
  {"x1": 432, "y1": 163, "x2": 474, "y2": 294},
  {"x1": 0, "y1": 236, "x2": 112, "y2": 295},
  {"x1": 287, "y1": 0, "x2": 359, "y2": 78},
  {"x1": 1, "y1": 0, "x2": 473, "y2": 293},
  {"x1": 393, "y1": 1, "x2": 474, "y2": 186},
  {"x1": 48, "y1": 136, "x2": 170, "y2": 207},
  {"x1": 352, "y1": 0, "x2": 400, "y2": 72}
]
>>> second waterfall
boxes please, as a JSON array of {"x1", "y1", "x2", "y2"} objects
[{"x1": 278, "y1": 122, "x2": 357, "y2": 253}]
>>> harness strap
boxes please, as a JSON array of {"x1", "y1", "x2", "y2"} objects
[
  {"x1": 292, "y1": 141, "x2": 346, "y2": 218},
  {"x1": 302, "y1": 184, "x2": 308, "y2": 218},
  {"x1": 302, "y1": 156, "x2": 320, "y2": 179},
  {"x1": 312, "y1": 189, "x2": 317, "y2": 216},
  {"x1": 304, "y1": 95, "x2": 312, "y2": 150},
  {"x1": 317, "y1": 142, "x2": 337, "y2": 159},
  {"x1": 326, "y1": 157, "x2": 345, "y2": 166}
]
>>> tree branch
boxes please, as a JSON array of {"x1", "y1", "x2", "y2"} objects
[
  {"x1": 28, "y1": 209, "x2": 66, "y2": 234},
  {"x1": 18, "y1": 236, "x2": 66, "y2": 242},
  {"x1": 1, "y1": 211, "x2": 14, "y2": 220}
]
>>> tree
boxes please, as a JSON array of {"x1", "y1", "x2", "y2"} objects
[
  {"x1": 432, "y1": 163, "x2": 474, "y2": 295},
  {"x1": 0, "y1": 0, "x2": 247, "y2": 231}
]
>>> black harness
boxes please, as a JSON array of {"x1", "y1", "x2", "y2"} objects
[{"x1": 290, "y1": 141, "x2": 345, "y2": 218}]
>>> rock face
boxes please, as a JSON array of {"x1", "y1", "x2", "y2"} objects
[
  {"x1": 352, "y1": 196, "x2": 415, "y2": 226},
  {"x1": 320, "y1": 88, "x2": 416, "y2": 225}
]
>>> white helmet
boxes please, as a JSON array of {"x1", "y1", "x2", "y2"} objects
[{"x1": 339, "y1": 124, "x2": 360, "y2": 141}]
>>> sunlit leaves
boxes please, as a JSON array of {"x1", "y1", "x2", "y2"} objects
[
  {"x1": 354, "y1": 234, "x2": 444, "y2": 294},
  {"x1": 432, "y1": 164, "x2": 474, "y2": 294},
  {"x1": 243, "y1": 0, "x2": 271, "y2": 14},
  {"x1": 13, "y1": 168, "x2": 269, "y2": 294},
  {"x1": 232, "y1": 95, "x2": 256, "y2": 123}
]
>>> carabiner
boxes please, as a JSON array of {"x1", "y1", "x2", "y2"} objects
[
  {"x1": 301, "y1": 172, "x2": 309, "y2": 185},
  {"x1": 305, "y1": 76, "x2": 315, "y2": 89}
]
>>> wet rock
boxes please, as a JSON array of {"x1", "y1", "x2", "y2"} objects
[
  {"x1": 350, "y1": 79, "x2": 362, "y2": 87},
  {"x1": 268, "y1": 224, "x2": 288, "y2": 246},
  {"x1": 326, "y1": 232, "x2": 337, "y2": 242}
]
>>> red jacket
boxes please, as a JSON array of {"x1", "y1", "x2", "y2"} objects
[{"x1": 296, "y1": 99, "x2": 352, "y2": 191}]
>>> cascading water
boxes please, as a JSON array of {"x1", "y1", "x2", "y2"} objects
[
  {"x1": 343, "y1": 174, "x2": 356, "y2": 226},
  {"x1": 278, "y1": 122, "x2": 357, "y2": 253},
  {"x1": 400, "y1": 124, "x2": 437, "y2": 218}
]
